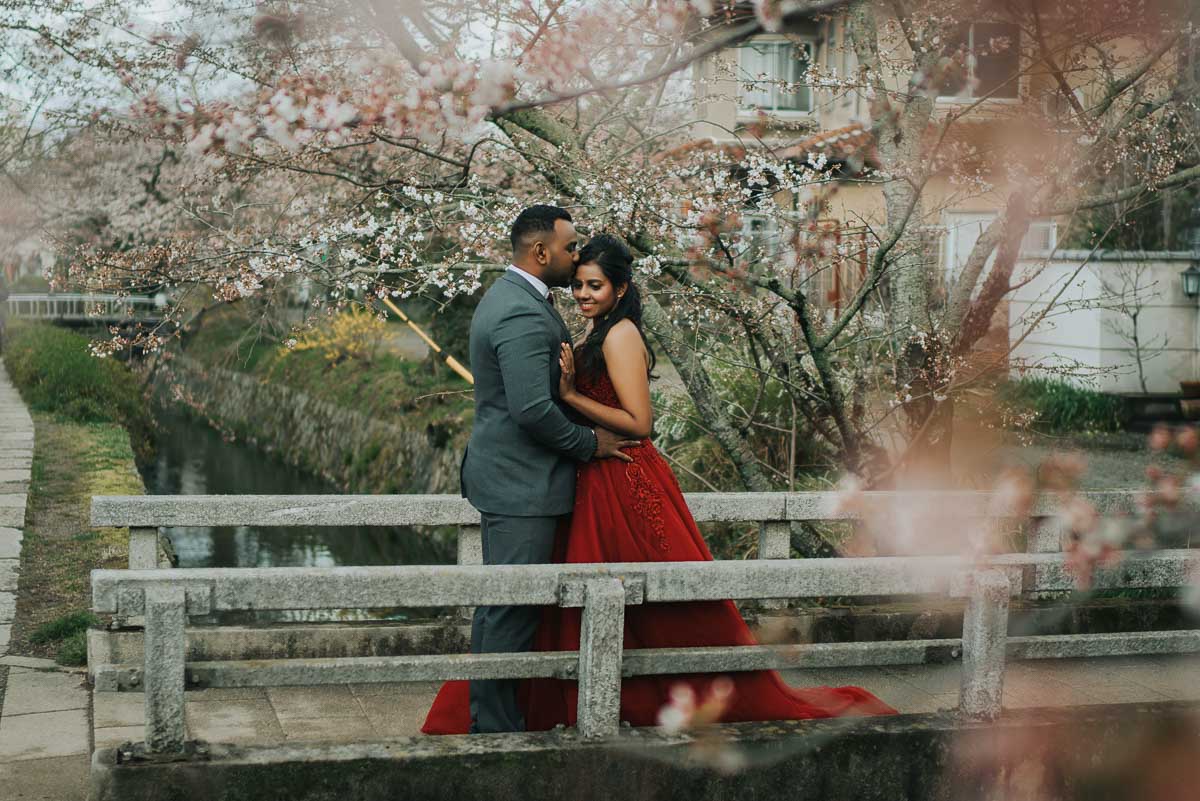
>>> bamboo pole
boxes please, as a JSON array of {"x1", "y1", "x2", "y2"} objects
[{"x1": 378, "y1": 297, "x2": 474, "y2": 385}]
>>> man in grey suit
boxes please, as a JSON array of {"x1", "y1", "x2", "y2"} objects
[{"x1": 461, "y1": 205, "x2": 636, "y2": 733}]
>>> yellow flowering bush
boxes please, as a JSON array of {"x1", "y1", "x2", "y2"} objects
[{"x1": 287, "y1": 306, "x2": 385, "y2": 365}]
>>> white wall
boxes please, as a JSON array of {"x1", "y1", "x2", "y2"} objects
[{"x1": 1008, "y1": 252, "x2": 1200, "y2": 394}]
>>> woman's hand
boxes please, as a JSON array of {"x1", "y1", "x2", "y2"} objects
[{"x1": 558, "y1": 342, "x2": 577, "y2": 400}]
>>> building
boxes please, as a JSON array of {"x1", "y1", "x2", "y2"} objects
[{"x1": 689, "y1": 3, "x2": 1197, "y2": 393}]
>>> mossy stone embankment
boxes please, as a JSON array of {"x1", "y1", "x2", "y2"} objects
[{"x1": 162, "y1": 306, "x2": 472, "y2": 495}]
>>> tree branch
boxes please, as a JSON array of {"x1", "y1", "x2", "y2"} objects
[
  {"x1": 1091, "y1": 31, "x2": 1179, "y2": 120},
  {"x1": 1038, "y1": 162, "x2": 1200, "y2": 216}
]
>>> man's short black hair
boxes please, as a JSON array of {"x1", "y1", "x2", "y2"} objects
[{"x1": 510, "y1": 205, "x2": 572, "y2": 254}]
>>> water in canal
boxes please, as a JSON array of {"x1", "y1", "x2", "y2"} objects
[{"x1": 139, "y1": 409, "x2": 456, "y2": 622}]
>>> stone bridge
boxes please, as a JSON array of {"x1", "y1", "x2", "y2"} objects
[
  {"x1": 0, "y1": 349, "x2": 1195, "y2": 800},
  {"x1": 80, "y1": 491, "x2": 1200, "y2": 801}
]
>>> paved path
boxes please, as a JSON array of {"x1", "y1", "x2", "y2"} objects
[
  {"x1": 91, "y1": 653, "x2": 1199, "y2": 748},
  {"x1": 0, "y1": 362, "x2": 91, "y2": 800}
]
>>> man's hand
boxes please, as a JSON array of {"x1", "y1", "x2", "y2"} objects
[{"x1": 594, "y1": 427, "x2": 639, "y2": 463}]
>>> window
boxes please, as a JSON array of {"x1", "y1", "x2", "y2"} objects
[
  {"x1": 742, "y1": 214, "x2": 784, "y2": 259},
  {"x1": 1023, "y1": 220, "x2": 1058, "y2": 253},
  {"x1": 938, "y1": 22, "x2": 1021, "y2": 101},
  {"x1": 821, "y1": 18, "x2": 855, "y2": 110},
  {"x1": 943, "y1": 212, "x2": 1058, "y2": 281},
  {"x1": 1042, "y1": 86, "x2": 1085, "y2": 120},
  {"x1": 738, "y1": 40, "x2": 814, "y2": 114},
  {"x1": 841, "y1": 32, "x2": 854, "y2": 110}
]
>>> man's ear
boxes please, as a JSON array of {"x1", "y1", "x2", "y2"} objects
[{"x1": 533, "y1": 240, "x2": 548, "y2": 265}]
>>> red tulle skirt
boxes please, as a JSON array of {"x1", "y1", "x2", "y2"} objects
[{"x1": 421, "y1": 436, "x2": 896, "y2": 734}]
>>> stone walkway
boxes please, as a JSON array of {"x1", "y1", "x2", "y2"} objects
[
  {"x1": 0, "y1": 360, "x2": 32, "y2": 654},
  {"x1": 91, "y1": 653, "x2": 1200, "y2": 748},
  {"x1": 0, "y1": 362, "x2": 92, "y2": 800}
]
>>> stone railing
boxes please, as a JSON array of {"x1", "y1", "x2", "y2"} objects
[
  {"x1": 91, "y1": 549, "x2": 1200, "y2": 754},
  {"x1": 89, "y1": 491, "x2": 1200, "y2": 755},
  {"x1": 90, "y1": 490, "x2": 1157, "y2": 573}
]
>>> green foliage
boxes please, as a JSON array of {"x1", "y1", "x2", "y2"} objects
[
  {"x1": 1061, "y1": 184, "x2": 1199, "y2": 252},
  {"x1": 179, "y1": 308, "x2": 276, "y2": 372},
  {"x1": 30, "y1": 610, "x2": 99, "y2": 644},
  {"x1": 426, "y1": 273, "x2": 499, "y2": 369},
  {"x1": 1001, "y1": 377, "x2": 1128, "y2": 433},
  {"x1": 10, "y1": 273, "x2": 50, "y2": 293},
  {"x1": 654, "y1": 354, "x2": 831, "y2": 496},
  {"x1": 184, "y1": 306, "x2": 472, "y2": 428},
  {"x1": 264, "y1": 344, "x2": 472, "y2": 425},
  {"x1": 5, "y1": 324, "x2": 152, "y2": 453},
  {"x1": 55, "y1": 630, "x2": 89, "y2": 666}
]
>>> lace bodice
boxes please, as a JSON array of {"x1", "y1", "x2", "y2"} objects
[{"x1": 575, "y1": 363, "x2": 623, "y2": 410}]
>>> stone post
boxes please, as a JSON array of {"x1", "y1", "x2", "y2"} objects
[
  {"x1": 457, "y1": 525, "x2": 483, "y2": 566},
  {"x1": 143, "y1": 584, "x2": 188, "y2": 753},
  {"x1": 1025, "y1": 517, "x2": 1067, "y2": 603},
  {"x1": 128, "y1": 526, "x2": 160, "y2": 570},
  {"x1": 757, "y1": 521, "x2": 791, "y2": 559},
  {"x1": 1026, "y1": 516, "x2": 1063, "y2": 554},
  {"x1": 757, "y1": 521, "x2": 791, "y2": 610},
  {"x1": 576, "y1": 578, "x2": 626, "y2": 738},
  {"x1": 456, "y1": 525, "x2": 483, "y2": 622},
  {"x1": 959, "y1": 570, "x2": 1010, "y2": 721}
]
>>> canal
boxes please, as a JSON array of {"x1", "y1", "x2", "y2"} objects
[{"x1": 138, "y1": 409, "x2": 455, "y2": 621}]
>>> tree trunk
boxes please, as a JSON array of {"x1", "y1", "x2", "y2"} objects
[{"x1": 641, "y1": 293, "x2": 775, "y2": 493}]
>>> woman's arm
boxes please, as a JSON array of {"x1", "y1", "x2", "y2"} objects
[{"x1": 559, "y1": 320, "x2": 653, "y2": 438}]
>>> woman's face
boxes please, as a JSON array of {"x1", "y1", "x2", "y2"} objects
[{"x1": 571, "y1": 261, "x2": 623, "y2": 319}]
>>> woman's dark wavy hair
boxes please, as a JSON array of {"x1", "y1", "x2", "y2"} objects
[{"x1": 574, "y1": 233, "x2": 657, "y2": 380}]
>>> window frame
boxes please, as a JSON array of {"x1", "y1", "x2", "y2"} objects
[
  {"x1": 736, "y1": 36, "x2": 818, "y2": 119},
  {"x1": 935, "y1": 22, "x2": 1024, "y2": 105},
  {"x1": 741, "y1": 212, "x2": 785, "y2": 261},
  {"x1": 942, "y1": 211, "x2": 1059, "y2": 284}
]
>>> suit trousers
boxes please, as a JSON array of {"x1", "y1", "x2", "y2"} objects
[{"x1": 469, "y1": 512, "x2": 560, "y2": 733}]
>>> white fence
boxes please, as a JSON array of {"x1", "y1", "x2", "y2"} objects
[{"x1": 7, "y1": 293, "x2": 162, "y2": 324}]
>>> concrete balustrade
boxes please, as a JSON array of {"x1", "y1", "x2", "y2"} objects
[
  {"x1": 90, "y1": 548, "x2": 1200, "y2": 752},
  {"x1": 93, "y1": 490, "x2": 1166, "y2": 574},
  {"x1": 88, "y1": 491, "x2": 1200, "y2": 755}
]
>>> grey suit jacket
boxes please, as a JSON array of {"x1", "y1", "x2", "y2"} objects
[{"x1": 460, "y1": 271, "x2": 596, "y2": 516}]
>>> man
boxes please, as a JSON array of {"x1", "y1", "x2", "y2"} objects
[{"x1": 461, "y1": 205, "x2": 637, "y2": 733}]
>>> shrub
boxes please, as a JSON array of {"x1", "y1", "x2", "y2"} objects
[
  {"x1": 288, "y1": 306, "x2": 385, "y2": 366},
  {"x1": 1000, "y1": 377, "x2": 1128, "y2": 433},
  {"x1": 55, "y1": 630, "x2": 88, "y2": 667},
  {"x1": 11, "y1": 274, "x2": 50, "y2": 293},
  {"x1": 30, "y1": 610, "x2": 99, "y2": 644},
  {"x1": 5, "y1": 323, "x2": 153, "y2": 453}
]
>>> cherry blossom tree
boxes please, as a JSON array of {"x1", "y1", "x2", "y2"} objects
[{"x1": 6, "y1": 0, "x2": 1200, "y2": 517}]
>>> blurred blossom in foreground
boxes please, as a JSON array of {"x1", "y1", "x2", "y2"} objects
[
  {"x1": 831, "y1": 424, "x2": 1200, "y2": 588},
  {"x1": 656, "y1": 677, "x2": 745, "y2": 774}
]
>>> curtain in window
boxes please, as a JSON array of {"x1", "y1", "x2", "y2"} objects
[
  {"x1": 775, "y1": 43, "x2": 810, "y2": 111},
  {"x1": 740, "y1": 42, "x2": 812, "y2": 112},
  {"x1": 739, "y1": 44, "x2": 773, "y2": 109}
]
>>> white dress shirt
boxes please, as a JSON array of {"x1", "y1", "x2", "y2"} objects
[{"x1": 507, "y1": 264, "x2": 550, "y2": 300}]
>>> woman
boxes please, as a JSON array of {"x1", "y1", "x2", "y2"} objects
[{"x1": 422, "y1": 234, "x2": 895, "y2": 734}]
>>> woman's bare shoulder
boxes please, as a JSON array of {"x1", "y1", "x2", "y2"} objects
[{"x1": 602, "y1": 319, "x2": 648, "y2": 364}]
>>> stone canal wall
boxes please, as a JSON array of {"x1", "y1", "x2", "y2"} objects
[
  {"x1": 89, "y1": 701, "x2": 1200, "y2": 801},
  {"x1": 153, "y1": 355, "x2": 465, "y2": 496}
]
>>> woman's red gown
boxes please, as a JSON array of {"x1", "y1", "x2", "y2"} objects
[{"x1": 422, "y1": 364, "x2": 896, "y2": 734}]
